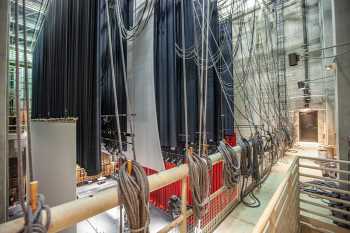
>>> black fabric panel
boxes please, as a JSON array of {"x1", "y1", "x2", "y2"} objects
[
  {"x1": 175, "y1": 0, "x2": 199, "y2": 145},
  {"x1": 154, "y1": 0, "x2": 178, "y2": 148},
  {"x1": 206, "y1": 0, "x2": 219, "y2": 143},
  {"x1": 219, "y1": 19, "x2": 234, "y2": 137},
  {"x1": 32, "y1": 0, "x2": 102, "y2": 175},
  {"x1": 154, "y1": 0, "x2": 222, "y2": 148},
  {"x1": 99, "y1": 0, "x2": 130, "y2": 152}
]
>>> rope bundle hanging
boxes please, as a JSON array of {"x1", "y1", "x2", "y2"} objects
[
  {"x1": 239, "y1": 138, "x2": 252, "y2": 177},
  {"x1": 21, "y1": 195, "x2": 51, "y2": 233},
  {"x1": 218, "y1": 141, "x2": 240, "y2": 189},
  {"x1": 188, "y1": 153, "x2": 211, "y2": 224},
  {"x1": 238, "y1": 138, "x2": 261, "y2": 208},
  {"x1": 118, "y1": 161, "x2": 150, "y2": 233},
  {"x1": 252, "y1": 133, "x2": 264, "y2": 183}
]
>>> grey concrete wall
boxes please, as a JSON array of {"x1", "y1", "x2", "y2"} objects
[
  {"x1": 229, "y1": 1, "x2": 336, "y2": 145},
  {"x1": 0, "y1": 0, "x2": 9, "y2": 223},
  {"x1": 284, "y1": 0, "x2": 335, "y2": 145},
  {"x1": 332, "y1": 0, "x2": 350, "y2": 189}
]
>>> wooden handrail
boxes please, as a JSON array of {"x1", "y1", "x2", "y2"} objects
[
  {"x1": 251, "y1": 158, "x2": 299, "y2": 233},
  {"x1": 0, "y1": 147, "x2": 242, "y2": 233}
]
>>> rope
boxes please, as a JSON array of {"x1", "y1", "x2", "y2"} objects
[
  {"x1": 218, "y1": 141, "x2": 240, "y2": 189},
  {"x1": 21, "y1": 195, "x2": 51, "y2": 233},
  {"x1": 188, "y1": 153, "x2": 211, "y2": 225},
  {"x1": 180, "y1": 0, "x2": 189, "y2": 150},
  {"x1": 118, "y1": 161, "x2": 150, "y2": 233},
  {"x1": 15, "y1": 1, "x2": 52, "y2": 232},
  {"x1": 238, "y1": 138, "x2": 261, "y2": 208},
  {"x1": 105, "y1": 0, "x2": 124, "y2": 155}
]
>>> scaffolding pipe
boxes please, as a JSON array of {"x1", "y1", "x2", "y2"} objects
[{"x1": 0, "y1": 147, "x2": 242, "y2": 233}]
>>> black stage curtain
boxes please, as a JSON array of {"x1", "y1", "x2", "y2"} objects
[
  {"x1": 154, "y1": 0, "x2": 178, "y2": 148},
  {"x1": 154, "y1": 0, "x2": 224, "y2": 149},
  {"x1": 32, "y1": 0, "x2": 130, "y2": 175},
  {"x1": 99, "y1": 0, "x2": 131, "y2": 153},
  {"x1": 218, "y1": 19, "x2": 234, "y2": 138}
]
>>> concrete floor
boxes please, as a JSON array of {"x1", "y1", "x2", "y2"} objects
[{"x1": 214, "y1": 154, "x2": 297, "y2": 233}]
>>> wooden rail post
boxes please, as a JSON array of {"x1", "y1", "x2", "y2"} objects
[{"x1": 179, "y1": 177, "x2": 187, "y2": 233}]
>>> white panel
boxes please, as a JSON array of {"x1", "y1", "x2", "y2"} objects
[
  {"x1": 127, "y1": 7, "x2": 164, "y2": 171},
  {"x1": 32, "y1": 120, "x2": 76, "y2": 233}
]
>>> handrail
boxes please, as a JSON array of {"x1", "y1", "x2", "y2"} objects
[
  {"x1": 299, "y1": 155, "x2": 350, "y2": 231},
  {"x1": 0, "y1": 164, "x2": 189, "y2": 233},
  {"x1": 0, "y1": 147, "x2": 242, "y2": 233},
  {"x1": 251, "y1": 157, "x2": 299, "y2": 233},
  {"x1": 299, "y1": 155, "x2": 350, "y2": 164}
]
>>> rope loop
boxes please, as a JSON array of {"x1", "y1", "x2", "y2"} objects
[
  {"x1": 188, "y1": 153, "x2": 210, "y2": 224},
  {"x1": 218, "y1": 141, "x2": 240, "y2": 189},
  {"x1": 118, "y1": 160, "x2": 150, "y2": 233},
  {"x1": 22, "y1": 194, "x2": 51, "y2": 233}
]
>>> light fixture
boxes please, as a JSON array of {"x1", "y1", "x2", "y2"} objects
[
  {"x1": 325, "y1": 63, "x2": 336, "y2": 71},
  {"x1": 300, "y1": 107, "x2": 311, "y2": 112}
]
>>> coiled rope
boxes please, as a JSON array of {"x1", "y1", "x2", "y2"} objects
[
  {"x1": 252, "y1": 133, "x2": 264, "y2": 183},
  {"x1": 239, "y1": 138, "x2": 261, "y2": 208},
  {"x1": 188, "y1": 153, "x2": 211, "y2": 225},
  {"x1": 21, "y1": 195, "x2": 51, "y2": 233},
  {"x1": 118, "y1": 161, "x2": 150, "y2": 233},
  {"x1": 218, "y1": 141, "x2": 240, "y2": 189}
]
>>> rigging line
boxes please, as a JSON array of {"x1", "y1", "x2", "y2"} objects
[
  {"x1": 198, "y1": 0, "x2": 206, "y2": 158},
  {"x1": 191, "y1": 0, "x2": 257, "y2": 134},
  {"x1": 106, "y1": 2, "x2": 124, "y2": 232},
  {"x1": 237, "y1": 0, "x2": 280, "y2": 126},
  {"x1": 202, "y1": 0, "x2": 211, "y2": 149},
  {"x1": 229, "y1": 18, "x2": 281, "y2": 123},
  {"x1": 31, "y1": 0, "x2": 51, "y2": 50},
  {"x1": 15, "y1": 0, "x2": 28, "y2": 226},
  {"x1": 180, "y1": 0, "x2": 189, "y2": 150},
  {"x1": 195, "y1": 1, "x2": 256, "y2": 135},
  {"x1": 193, "y1": 0, "x2": 277, "y2": 135},
  {"x1": 115, "y1": 0, "x2": 154, "y2": 41},
  {"x1": 22, "y1": 0, "x2": 33, "y2": 182},
  {"x1": 225, "y1": 21, "x2": 281, "y2": 132},
  {"x1": 29, "y1": 0, "x2": 45, "y2": 49},
  {"x1": 105, "y1": 0, "x2": 123, "y2": 154},
  {"x1": 114, "y1": 0, "x2": 136, "y2": 160},
  {"x1": 218, "y1": 7, "x2": 275, "y2": 131},
  {"x1": 235, "y1": 9, "x2": 282, "y2": 123},
  {"x1": 193, "y1": 1, "x2": 264, "y2": 126}
]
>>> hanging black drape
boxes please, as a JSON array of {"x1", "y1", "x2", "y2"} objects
[
  {"x1": 154, "y1": 0, "x2": 222, "y2": 149},
  {"x1": 32, "y1": 0, "x2": 130, "y2": 175},
  {"x1": 154, "y1": 0, "x2": 178, "y2": 148},
  {"x1": 206, "y1": 0, "x2": 220, "y2": 143},
  {"x1": 99, "y1": 0, "x2": 131, "y2": 153},
  {"x1": 218, "y1": 19, "x2": 234, "y2": 138},
  {"x1": 175, "y1": 0, "x2": 199, "y2": 146},
  {"x1": 32, "y1": 0, "x2": 101, "y2": 175}
]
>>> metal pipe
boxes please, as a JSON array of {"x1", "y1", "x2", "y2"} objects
[
  {"x1": 299, "y1": 164, "x2": 350, "y2": 175},
  {"x1": 300, "y1": 190, "x2": 350, "y2": 206},
  {"x1": 298, "y1": 155, "x2": 350, "y2": 164},
  {"x1": 300, "y1": 181, "x2": 350, "y2": 196},
  {"x1": 300, "y1": 207, "x2": 350, "y2": 226},
  {"x1": 299, "y1": 173, "x2": 350, "y2": 185},
  {"x1": 300, "y1": 198, "x2": 350, "y2": 216}
]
